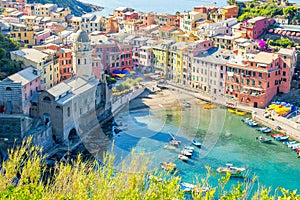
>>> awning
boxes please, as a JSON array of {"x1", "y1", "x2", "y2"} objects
[
  {"x1": 113, "y1": 70, "x2": 122, "y2": 74},
  {"x1": 277, "y1": 30, "x2": 282, "y2": 34}
]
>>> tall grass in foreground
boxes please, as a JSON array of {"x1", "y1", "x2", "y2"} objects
[{"x1": 0, "y1": 139, "x2": 299, "y2": 200}]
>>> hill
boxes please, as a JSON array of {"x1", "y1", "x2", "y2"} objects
[{"x1": 26, "y1": 0, "x2": 103, "y2": 16}]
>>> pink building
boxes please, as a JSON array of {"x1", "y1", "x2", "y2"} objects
[
  {"x1": 0, "y1": 67, "x2": 41, "y2": 115},
  {"x1": 35, "y1": 29, "x2": 51, "y2": 44},
  {"x1": 90, "y1": 34, "x2": 133, "y2": 73},
  {"x1": 92, "y1": 56, "x2": 103, "y2": 80},
  {"x1": 239, "y1": 16, "x2": 274, "y2": 40},
  {"x1": 225, "y1": 48, "x2": 296, "y2": 108},
  {"x1": 139, "y1": 46, "x2": 153, "y2": 72},
  {"x1": 123, "y1": 12, "x2": 138, "y2": 20},
  {"x1": 139, "y1": 12, "x2": 155, "y2": 26}
]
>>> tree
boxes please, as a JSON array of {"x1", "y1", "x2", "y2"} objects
[
  {"x1": 283, "y1": 6, "x2": 298, "y2": 20},
  {"x1": 227, "y1": 0, "x2": 237, "y2": 5}
]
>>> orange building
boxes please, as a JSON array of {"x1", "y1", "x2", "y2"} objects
[
  {"x1": 106, "y1": 16, "x2": 119, "y2": 33},
  {"x1": 220, "y1": 5, "x2": 239, "y2": 19}
]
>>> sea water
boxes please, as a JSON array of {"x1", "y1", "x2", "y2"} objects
[
  {"x1": 110, "y1": 102, "x2": 300, "y2": 195},
  {"x1": 81, "y1": 0, "x2": 300, "y2": 17}
]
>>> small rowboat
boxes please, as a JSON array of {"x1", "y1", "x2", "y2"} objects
[
  {"x1": 228, "y1": 108, "x2": 235, "y2": 113},
  {"x1": 192, "y1": 139, "x2": 202, "y2": 148},
  {"x1": 274, "y1": 136, "x2": 289, "y2": 141},
  {"x1": 164, "y1": 145, "x2": 176, "y2": 150},
  {"x1": 160, "y1": 162, "x2": 176, "y2": 171},
  {"x1": 217, "y1": 163, "x2": 246, "y2": 175},
  {"x1": 202, "y1": 105, "x2": 216, "y2": 109},
  {"x1": 169, "y1": 139, "x2": 180, "y2": 147},
  {"x1": 181, "y1": 149, "x2": 192, "y2": 157},
  {"x1": 248, "y1": 120, "x2": 258, "y2": 127},
  {"x1": 271, "y1": 133, "x2": 285, "y2": 138},
  {"x1": 256, "y1": 136, "x2": 272, "y2": 143},
  {"x1": 283, "y1": 140, "x2": 296, "y2": 145},
  {"x1": 183, "y1": 145, "x2": 194, "y2": 152},
  {"x1": 262, "y1": 127, "x2": 272, "y2": 133},
  {"x1": 178, "y1": 154, "x2": 189, "y2": 162}
]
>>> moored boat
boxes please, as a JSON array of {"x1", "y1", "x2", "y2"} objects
[
  {"x1": 248, "y1": 120, "x2": 259, "y2": 127},
  {"x1": 289, "y1": 143, "x2": 300, "y2": 149},
  {"x1": 274, "y1": 136, "x2": 289, "y2": 141},
  {"x1": 180, "y1": 182, "x2": 195, "y2": 193},
  {"x1": 228, "y1": 108, "x2": 235, "y2": 113},
  {"x1": 256, "y1": 126, "x2": 268, "y2": 131},
  {"x1": 256, "y1": 136, "x2": 272, "y2": 143},
  {"x1": 160, "y1": 162, "x2": 176, "y2": 171},
  {"x1": 164, "y1": 145, "x2": 176, "y2": 150},
  {"x1": 235, "y1": 110, "x2": 247, "y2": 116},
  {"x1": 183, "y1": 145, "x2": 194, "y2": 152},
  {"x1": 192, "y1": 139, "x2": 202, "y2": 148},
  {"x1": 217, "y1": 163, "x2": 246, "y2": 175},
  {"x1": 262, "y1": 127, "x2": 272, "y2": 133},
  {"x1": 181, "y1": 149, "x2": 192, "y2": 157},
  {"x1": 178, "y1": 154, "x2": 189, "y2": 162},
  {"x1": 169, "y1": 138, "x2": 181, "y2": 147},
  {"x1": 283, "y1": 140, "x2": 296, "y2": 145},
  {"x1": 271, "y1": 133, "x2": 285, "y2": 138},
  {"x1": 202, "y1": 104, "x2": 216, "y2": 109},
  {"x1": 241, "y1": 117, "x2": 250, "y2": 123}
]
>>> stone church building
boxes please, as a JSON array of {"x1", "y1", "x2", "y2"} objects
[{"x1": 33, "y1": 29, "x2": 106, "y2": 144}]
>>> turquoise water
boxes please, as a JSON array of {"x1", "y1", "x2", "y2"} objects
[
  {"x1": 81, "y1": 0, "x2": 300, "y2": 17},
  {"x1": 110, "y1": 102, "x2": 300, "y2": 195}
]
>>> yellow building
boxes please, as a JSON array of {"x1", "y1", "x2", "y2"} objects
[
  {"x1": 10, "y1": 48, "x2": 60, "y2": 89},
  {"x1": 152, "y1": 40, "x2": 175, "y2": 78},
  {"x1": 169, "y1": 42, "x2": 189, "y2": 83},
  {"x1": 9, "y1": 23, "x2": 35, "y2": 45},
  {"x1": 174, "y1": 33, "x2": 199, "y2": 42}
]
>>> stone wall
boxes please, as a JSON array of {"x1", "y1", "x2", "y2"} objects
[{"x1": 0, "y1": 82, "x2": 22, "y2": 114}]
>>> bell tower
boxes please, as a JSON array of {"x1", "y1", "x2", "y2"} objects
[{"x1": 72, "y1": 29, "x2": 93, "y2": 79}]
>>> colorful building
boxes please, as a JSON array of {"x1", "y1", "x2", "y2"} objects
[
  {"x1": 225, "y1": 49, "x2": 296, "y2": 108},
  {"x1": 180, "y1": 11, "x2": 207, "y2": 32},
  {"x1": 239, "y1": 16, "x2": 273, "y2": 40},
  {"x1": 11, "y1": 48, "x2": 60, "y2": 89},
  {"x1": 90, "y1": 34, "x2": 133, "y2": 73},
  {"x1": 0, "y1": 66, "x2": 41, "y2": 115},
  {"x1": 152, "y1": 40, "x2": 175, "y2": 78}
]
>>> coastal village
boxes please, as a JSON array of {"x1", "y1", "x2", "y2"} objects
[{"x1": 0, "y1": 0, "x2": 300, "y2": 166}]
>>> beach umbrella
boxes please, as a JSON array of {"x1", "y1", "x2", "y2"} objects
[
  {"x1": 268, "y1": 29, "x2": 274, "y2": 33},
  {"x1": 291, "y1": 32, "x2": 296, "y2": 36},
  {"x1": 282, "y1": 31, "x2": 287, "y2": 36},
  {"x1": 286, "y1": 31, "x2": 291, "y2": 36},
  {"x1": 277, "y1": 30, "x2": 282, "y2": 34},
  {"x1": 274, "y1": 30, "x2": 279, "y2": 34},
  {"x1": 296, "y1": 33, "x2": 300, "y2": 37},
  {"x1": 113, "y1": 69, "x2": 122, "y2": 74},
  {"x1": 122, "y1": 69, "x2": 130, "y2": 74}
]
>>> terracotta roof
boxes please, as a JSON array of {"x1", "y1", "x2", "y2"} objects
[{"x1": 160, "y1": 25, "x2": 176, "y2": 32}]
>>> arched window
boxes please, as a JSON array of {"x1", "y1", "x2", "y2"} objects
[
  {"x1": 43, "y1": 96, "x2": 51, "y2": 102},
  {"x1": 6, "y1": 87, "x2": 12, "y2": 91},
  {"x1": 56, "y1": 105, "x2": 61, "y2": 110}
]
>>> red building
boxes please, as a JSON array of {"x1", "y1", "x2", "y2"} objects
[
  {"x1": 58, "y1": 48, "x2": 73, "y2": 80},
  {"x1": 225, "y1": 49, "x2": 296, "y2": 108},
  {"x1": 239, "y1": 16, "x2": 274, "y2": 40}
]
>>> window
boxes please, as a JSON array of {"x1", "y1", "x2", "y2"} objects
[
  {"x1": 283, "y1": 63, "x2": 286, "y2": 68},
  {"x1": 6, "y1": 87, "x2": 12, "y2": 91},
  {"x1": 247, "y1": 79, "x2": 250, "y2": 85},
  {"x1": 43, "y1": 96, "x2": 51, "y2": 102},
  {"x1": 67, "y1": 107, "x2": 70, "y2": 117},
  {"x1": 78, "y1": 59, "x2": 80, "y2": 64},
  {"x1": 259, "y1": 73, "x2": 262, "y2": 78},
  {"x1": 283, "y1": 71, "x2": 286, "y2": 76},
  {"x1": 252, "y1": 80, "x2": 255, "y2": 86}
]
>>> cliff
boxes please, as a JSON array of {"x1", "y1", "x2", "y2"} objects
[{"x1": 26, "y1": 0, "x2": 103, "y2": 16}]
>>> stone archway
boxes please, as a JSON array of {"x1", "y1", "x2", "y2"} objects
[{"x1": 68, "y1": 128, "x2": 79, "y2": 143}]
